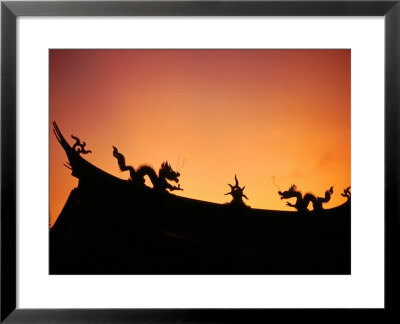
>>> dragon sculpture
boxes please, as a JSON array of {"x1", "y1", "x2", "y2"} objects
[
  {"x1": 278, "y1": 184, "x2": 333, "y2": 212},
  {"x1": 112, "y1": 146, "x2": 183, "y2": 192},
  {"x1": 225, "y1": 175, "x2": 249, "y2": 208},
  {"x1": 71, "y1": 135, "x2": 92, "y2": 155},
  {"x1": 341, "y1": 186, "x2": 351, "y2": 200}
]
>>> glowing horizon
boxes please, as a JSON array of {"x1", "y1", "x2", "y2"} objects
[{"x1": 50, "y1": 49, "x2": 350, "y2": 227}]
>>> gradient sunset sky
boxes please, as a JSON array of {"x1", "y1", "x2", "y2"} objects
[{"x1": 50, "y1": 49, "x2": 350, "y2": 227}]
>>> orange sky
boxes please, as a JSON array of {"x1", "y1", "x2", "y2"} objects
[{"x1": 50, "y1": 49, "x2": 350, "y2": 227}]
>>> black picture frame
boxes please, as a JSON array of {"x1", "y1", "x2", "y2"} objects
[{"x1": 1, "y1": 0, "x2": 399, "y2": 322}]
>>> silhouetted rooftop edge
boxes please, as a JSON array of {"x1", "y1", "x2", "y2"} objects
[{"x1": 53, "y1": 121, "x2": 350, "y2": 213}]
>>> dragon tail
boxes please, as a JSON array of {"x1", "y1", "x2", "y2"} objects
[
  {"x1": 321, "y1": 186, "x2": 334, "y2": 203},
  {"x1": 112, "y1": 146, "x2": 135, "y2": 179}
]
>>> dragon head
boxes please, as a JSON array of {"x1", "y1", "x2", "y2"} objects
[
  {"x1": 278, "y1": 184, "x2": 298, "y2": 199},
  {"x1": 341, "y1": 186, "x2": 351, "y2": 199},
  {"x1": 160, "y1": 161, "x2": 180, "y2": 183}
]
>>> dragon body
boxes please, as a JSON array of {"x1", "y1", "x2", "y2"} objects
[
  {"x1": 278, "y1": 184, "x2": 333, "y2": 212},
  {"x1": 112, "y1": 146, "x2": 182, "y2": 192}
]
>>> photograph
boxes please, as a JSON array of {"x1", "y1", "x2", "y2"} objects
[
  {"x1": 3, "y1": 0, "x2": 399, "y2": 321},
  {"x1": 49, "y1": 49, "x2": 351, "y2": 275}
]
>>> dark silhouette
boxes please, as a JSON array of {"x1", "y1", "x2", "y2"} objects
[
  {"x1": 71, "y1": 135, "x2": 92, "y2": 154},
  {"x1": 314, "y1": 186, "x2": 334, "y2": 211},
  {"x1": 50, "y1": 122, "x2": 350, "y2": 275},
  {"x1": 278, "y1": 184, "x2": 334, "y2": 212},
  {"x1": 341, "y1": 186, "x2": 351, "y2": 200},
  {"x1": 225, "y1": 175, "x2": 249, "y2": 208},
  {"x1": 112, "y1": 146, "x2": 182, "y2": 192}
]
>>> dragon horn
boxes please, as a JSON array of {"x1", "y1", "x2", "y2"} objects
[{"x1": 234, "y1": 175, "x2": 239, "y2": 187}]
